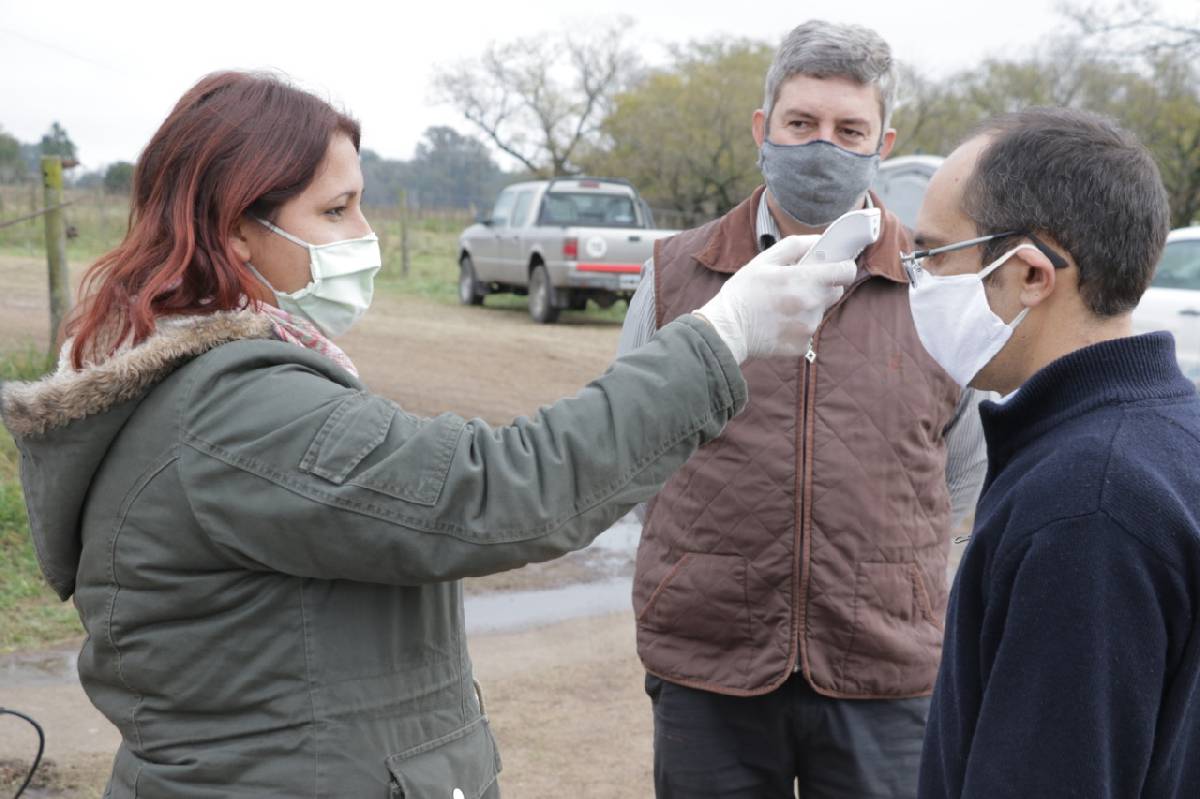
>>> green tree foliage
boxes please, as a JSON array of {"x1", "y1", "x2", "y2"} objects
[
  {"x1": 432, "y1": 17, "x2": 639, "y2": 177},
  {"x1": 0, "y1": 126, "x2": 26, "y2": 183},
  {"x1": 405, "y1": 126, "x2": 506, "y2": 210},
  {"x1": 359, "y1": 130, "x2": 511, "y2": 210},
  {"x1": 359, "y1": 149, "x2": 407, "y2": 208},
  {"x1": 581, "y1": 39, "x2": 773, "y2": 222},
  {"x1": 103, "y1": 161, "x2": 135, "y2": 194},
  {"x1": 39, "y1": 121, "x2": 77, "y2": 161}
]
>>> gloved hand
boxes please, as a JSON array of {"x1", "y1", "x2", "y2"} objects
[{"x1": 694, "y1": 235, "x2": 857, "y2": 363}]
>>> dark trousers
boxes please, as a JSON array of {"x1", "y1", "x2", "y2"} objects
[{"x1": 646, "y1": 672, "x2": 930, "y2": 799}]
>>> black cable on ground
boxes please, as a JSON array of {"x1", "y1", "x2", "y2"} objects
[{"x1": 0, "y1": 707, "x2": 44, "y2": 799}]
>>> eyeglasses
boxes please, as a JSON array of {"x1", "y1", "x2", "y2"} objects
[{"x1": 901, "y1": 231, "x2": 1068, "y2": 286}]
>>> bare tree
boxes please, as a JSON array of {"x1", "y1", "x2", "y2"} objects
[
  {"x1": 1063, "y1": 0, "x2": 1199, "y2": 58},
  {"x1": 432, "y1": 18, "x2": 639, "y2": 177}
]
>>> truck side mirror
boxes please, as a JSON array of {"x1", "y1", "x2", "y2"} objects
[{"x1": 476, "y1": 213, "x2": 493, "y2": 226}]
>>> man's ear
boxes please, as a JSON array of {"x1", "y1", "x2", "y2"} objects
[
  {"x1": 752, "y1": 109, "x2": 766, "y2": 148},
  {"x1": 230, "y1": 216, "x2": 253, "y2": 263},
  {"x1": 878, "y1": 128, "x2": 897, "y2": 159},
  {"x1": 1013, "y1": 246, "x2": 1057, "y2": 309}
]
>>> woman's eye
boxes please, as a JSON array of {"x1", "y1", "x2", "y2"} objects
[{"x1": 325, "y1": 206, "x2": 346, "y2": 219}]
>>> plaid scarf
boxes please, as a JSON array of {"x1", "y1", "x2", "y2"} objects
[{"x1": 256, "y1": 303, "x2": 360, "y2": 378}]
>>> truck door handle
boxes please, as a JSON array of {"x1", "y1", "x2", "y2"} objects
[
  {"x1": 627, "y1": 235, "x2": 642, "y2": 242},
  {"x1": 1180, "y1": 309, "x2": 1200, "y2": 317}
]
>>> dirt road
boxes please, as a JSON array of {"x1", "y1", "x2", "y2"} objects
[{"x1": 0, "y1": 612, "x2": 654, "y2": 798}]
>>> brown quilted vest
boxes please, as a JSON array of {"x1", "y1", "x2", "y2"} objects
[{"x1": 634, "y1": 187, "x2": 961, "y2": 698}]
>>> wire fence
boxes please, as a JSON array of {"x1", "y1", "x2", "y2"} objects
[{"x1": 0, "y1": 201, "x2": 73, "y2": 230}]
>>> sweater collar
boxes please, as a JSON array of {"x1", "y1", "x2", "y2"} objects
[{"x1": 980, "y1": 331, "x2": 1196, "y2": 468}]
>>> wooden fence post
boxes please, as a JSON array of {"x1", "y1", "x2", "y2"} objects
[{"x1": 42, "y1": 156, "x2": 71, "y2": 346}]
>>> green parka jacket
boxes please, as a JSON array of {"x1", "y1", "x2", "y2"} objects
[{"x1": 0, "y1": 310, "x2": 747, "y2": 798}]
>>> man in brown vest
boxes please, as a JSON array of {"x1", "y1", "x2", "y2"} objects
[{"x1": 616, "y1": 20, "x2": 988, "y2": 799}]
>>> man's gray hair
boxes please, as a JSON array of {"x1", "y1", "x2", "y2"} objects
[{"x1": 764, "y1": 20, "x2": 898, "y2": 132}]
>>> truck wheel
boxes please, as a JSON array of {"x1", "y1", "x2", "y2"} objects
[
  {"x1": 459, "y1": 255, "x2": 484, "y2": 306},
  {"x1": 528, "y1": 265, "x2": 560, "y2": 324}
]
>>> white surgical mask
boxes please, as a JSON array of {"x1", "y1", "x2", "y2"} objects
[
  {"x1": 251, "y1": 217, "x2": 382, "y2": 338},
  {"x1": 907, "y1": 244, "x2": 1036, "y2": 387}
]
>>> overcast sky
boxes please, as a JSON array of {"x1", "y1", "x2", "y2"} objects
[{"x1": 2, "y1": 0, "x2": 1196, "y2": 173}]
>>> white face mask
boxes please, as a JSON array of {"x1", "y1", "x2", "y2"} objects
[
  {"x1": 250, "y1": 217, "x2": 382, "y2": 339},
  {"x1": 907, "y1": 244, "x2": 1037, "y2": 387}
]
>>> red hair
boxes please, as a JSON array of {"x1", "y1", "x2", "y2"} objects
[{"x1": 66, "y1": 71, "x2": 360, "y2": 367}]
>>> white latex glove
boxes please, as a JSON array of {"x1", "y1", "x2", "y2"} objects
[{"x1": 694, "y1": 235, "x2": 858, "y2": 363}]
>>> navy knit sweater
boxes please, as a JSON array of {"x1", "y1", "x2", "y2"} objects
[{"x1": 918, "y1": 332, "x2": 1200, "y2": 799}]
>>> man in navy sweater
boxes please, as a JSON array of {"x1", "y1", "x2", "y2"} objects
[{"x1": 909, "y1": 107, "x2": 1200, "y2": 798}]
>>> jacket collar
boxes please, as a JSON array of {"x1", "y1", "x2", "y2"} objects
[
  {"x1": 692, "y1": 186, "x2": 912, "y2": 283},
  {"x1": 0, "y1": 310, "x2": 273, "y2": 439}
]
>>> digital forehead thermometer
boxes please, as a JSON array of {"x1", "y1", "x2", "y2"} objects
[{"x1": 796, "y1": 207, "x2": 881, "y2": 266}]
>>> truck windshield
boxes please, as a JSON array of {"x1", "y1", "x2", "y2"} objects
[{"x1": 539, "y1": 192, "x2": 642, "y2": 228}]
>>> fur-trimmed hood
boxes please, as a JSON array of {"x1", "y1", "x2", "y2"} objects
[
  {"x1": 0, "y1": 310, "x2": 275, "y2": 599},
  {"x1": 2, "y1": 311, "x2": 274, "y2": 438}
]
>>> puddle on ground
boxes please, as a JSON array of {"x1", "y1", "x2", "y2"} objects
[
  {"x1": 0, "y1": 648, "x2": 77, "y2": 684},
  {"x1": 465, "y1": 513, "x2": 641, "y2": 635},
  {"x1": 465, "y1": 577, "x2": 632, "y2": 635}
]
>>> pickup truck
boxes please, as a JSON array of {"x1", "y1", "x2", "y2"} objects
[{"x1": 457, "y1": 177, "x2": 676, "y2": 323}]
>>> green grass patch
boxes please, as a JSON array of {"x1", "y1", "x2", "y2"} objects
[
  {"x1": 0, "y1": 350, "x2": 83, "y2": 652},
  {"x1": 0, "y1": 345, "x2": 56, "y2": 381}
]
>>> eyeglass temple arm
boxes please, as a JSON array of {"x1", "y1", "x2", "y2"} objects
[
  {"x1": 904, "y1": 232, "x2": 1021, "y2": 263},
  {"x1": 904, "y1": 230, "x2": 1067, "y2": 269}
]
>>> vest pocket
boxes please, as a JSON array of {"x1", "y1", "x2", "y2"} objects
[
  {"x1": 838, "y1": 561, "x2": 944, "y2": 693},
  {"x1": 637, "y1": 552, "x2": 751, "y2": 648},
  {"x1": 386, "y1": 716, "x2": 501, "y2": 799}
]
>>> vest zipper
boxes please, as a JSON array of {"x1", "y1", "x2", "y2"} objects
[{"x1": 793, "y1": 276, "x2": 867, "y2": 675}]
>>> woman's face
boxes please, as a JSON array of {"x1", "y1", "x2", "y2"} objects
[{"x1": 233, "y1": 133, "x2": 371, "y2": 296}]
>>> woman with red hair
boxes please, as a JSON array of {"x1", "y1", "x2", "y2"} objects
[{"x1": 0, "y1": 71, "x2": 853, "y2": 796}]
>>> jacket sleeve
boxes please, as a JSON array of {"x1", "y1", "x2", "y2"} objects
[
  {"x1": 178, "y1": 315, "x2": 746, "y2": 585},
  {"x1": 959, "y1": 514, "x2": 1183, "y2": 798}
]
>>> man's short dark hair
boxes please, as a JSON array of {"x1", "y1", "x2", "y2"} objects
[{"x1": 964, "y1": 107, "x2": 1170, "y2": 317}]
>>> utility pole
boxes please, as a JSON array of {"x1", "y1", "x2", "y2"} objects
[{"x1": 42, "y1": 156, "x2": 72, "y2": 347}]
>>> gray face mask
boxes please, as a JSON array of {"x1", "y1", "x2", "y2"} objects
[{"x1": 759, "y1": 138, "x2": 881, "y2": 227}]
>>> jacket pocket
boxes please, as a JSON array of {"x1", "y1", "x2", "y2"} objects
[
  {"x1": 386, "y1": 716, "x2": 501, "y2": 799},
  {"x1": 300, "y1": 392, "x2": 394, "y2": 483},
  {"x1": 637, "y1": 553, "x2": 750, "y2": 647},
  {"x1": 838, "y1": 561, "x2": 944, "y2": 694},
  {"x1": 299, "y1": 392, "x2": 462, "y2": 506}
]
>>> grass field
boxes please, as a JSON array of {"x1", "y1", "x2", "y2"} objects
[{"x1": 0, "y1": 347, "x2": 81, "y2": 651}]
